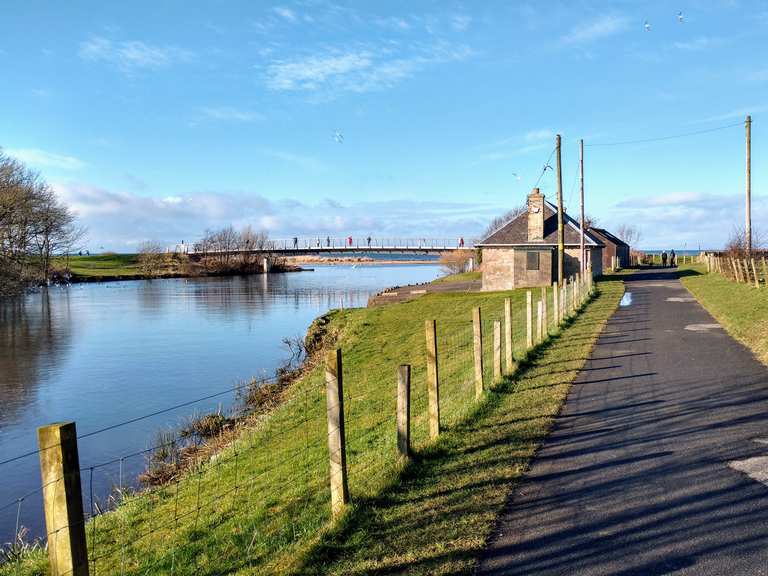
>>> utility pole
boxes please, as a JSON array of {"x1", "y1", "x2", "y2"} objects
[
  {"x1": 579, "y1": 139, "x2": 585, "y2": 276},
  {"x1": 746, "y1": 115, "x2": 752, "y2": 256},
  {"x1": 556, "y1": 134, "x2": 564, "y2": 285}
]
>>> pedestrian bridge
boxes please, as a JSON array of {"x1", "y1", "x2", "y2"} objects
[{"x1": 178, "y1": 237, "x2": 474, "y2": 257}]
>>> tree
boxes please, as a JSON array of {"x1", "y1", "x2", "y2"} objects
[
  {"x1": 482, "y1": 206, "x2": 526, "y2": 239},
  {"x1": 137, "y1": 241, "x2": 165, "y2": 278},
  {"x1": 615, "y1": 224, "x2": 641, "y2": 247},
  {"x1": 439, "y1": 250, "x2": 473, "y2": 275},
  {"x1": 725, "y1": 225, "x2": 764, "y2": 256}
]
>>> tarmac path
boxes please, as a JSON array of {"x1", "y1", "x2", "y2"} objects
[{"x1": 478, "y1": 270, "x2": 768, "y2": 576}]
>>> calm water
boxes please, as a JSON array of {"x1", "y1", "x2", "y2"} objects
[{"x1": 0, "y1": 264, "x2": 440, "y2": 542}]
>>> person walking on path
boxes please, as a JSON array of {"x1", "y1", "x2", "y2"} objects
[
  {"x1": 670, "y1": 249, "x2": 677, "y2": 267},
  {"x1": 661, "y1": 251, "x2": 668, "y2": 267}
]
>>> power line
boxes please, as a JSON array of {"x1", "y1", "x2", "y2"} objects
[
  {"x1": 533, "y1": 146, "x2": 557, "y2": 188},
  {"x1": 585, "y1": 121, "x2": 743, "y2": 147}
]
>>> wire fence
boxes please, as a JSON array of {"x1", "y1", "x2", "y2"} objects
[
  {"x1": 704, "y1": 253, "x2": 768, "y2": 288},
  {"x1": 0, "y1": 273, "x2": 595, "y2": 576}
]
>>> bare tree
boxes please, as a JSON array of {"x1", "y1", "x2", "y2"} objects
[
  {"x1": 439, "y1": 250, "x2": 473, "y2": 275},
  {"x1": 725, "y1": 225, "x2": 764, "y2": 256},
  {"x1": 615, "y1": 224, "x2": 641, "y2": 247},
  {"x1": 482, "y1": 205, "x2": 526, "y2": 239},
  {"x1": 137, "y1": 241, "x2": 165, "y2": 278}
]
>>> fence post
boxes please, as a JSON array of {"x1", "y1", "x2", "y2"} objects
[
  {"x1": 472, "y1": 308, "x2": 484, "y2": 398},
  {"x1": 552, "y1": 281, "x2": 559, "y2": 328},
  {"x1": 38, "y1": 422, "x2": 89, "y2": 576},
  {"x1": 526, "y1": 291, "x2": 533, "y2": 349},
  {"x1": 397, "y1": 365, "x2": 411, "y2": 458},
  {"x1": 504, "y1": 298, "x2": 513, "y2": 373},
  {"x1": 325, "y1": 349, "x2": 349, "y2": 518},
  {"x1": 540, "y1": 286, "x2": 548, "y2": 335},
  {"x1": 763, "y1": 258, "x2": 768, "y2": 285},
  {"x1": 751, "y1": 259, "x2": 760, "y2": 289},
  {"x1": 425, "y1": 320, "x2": 440, "y2": 438},
  {"x1": 536, "y1": 300, "x2": 543, "y2": 343},
  {"x1": 493, "y1": 320, "x2": 502, "y2": 384}
]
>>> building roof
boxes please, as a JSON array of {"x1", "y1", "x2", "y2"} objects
[
  {"x1": 588, "y1": 227, "x2": 630, "y2": 248},
  {"x1": 477, "y1": 201, "x2": 604, "y2": 247}
]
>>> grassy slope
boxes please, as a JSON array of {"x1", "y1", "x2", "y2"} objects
[
  {"x1": 679, "y1": 263, "x2": 768, "y2": 365},
  {"x1": 432, "y1": 271, "x2": 482, "y2": 284},
  {"x1": 58, "y1": 254, "x2": 141, "y2": 277},
  {"x1": 295, "y1": 280, "x2": 623, "y2": 575},
  {"x1": 2, "y1": 280, "x2": 620, "y2": 576}
]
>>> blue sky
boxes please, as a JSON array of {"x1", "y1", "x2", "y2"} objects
[{"x1": 1, "y1": 0, "x2": 766, "y2": 250}]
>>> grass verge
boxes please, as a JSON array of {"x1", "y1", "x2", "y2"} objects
[
  {"x1": 1, "y1": 280, "x2": 620, "y2": 576},
  {"x1": 679, "y1": 263, "x2": 768, "y2": 365},
  {"x1": 432, "y1": 271, "x2": 481, "y2": 284},
  {"x1": 56, "y1": 254, "x2": 141, "y2": 277}
]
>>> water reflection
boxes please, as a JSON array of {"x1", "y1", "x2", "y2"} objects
[{"x1": 0, "y1": 265, "x2": 440, "y2": 541}]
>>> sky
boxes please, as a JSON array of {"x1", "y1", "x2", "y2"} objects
[{"x1": 1, "y1": 0, "x2": 767, "y2": 251}]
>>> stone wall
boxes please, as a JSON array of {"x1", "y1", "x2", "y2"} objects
[{"x1": 481, "y1": 247, "x2": 554, "y2": 291}]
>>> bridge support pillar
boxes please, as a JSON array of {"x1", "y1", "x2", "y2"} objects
[{"x1": 261, "y1": 257, "x2": 270, "y2": 274}]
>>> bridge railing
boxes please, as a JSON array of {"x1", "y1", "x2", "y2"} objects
[{"x1": 183, "y1": 237, "x2": 474, "y2": 254}]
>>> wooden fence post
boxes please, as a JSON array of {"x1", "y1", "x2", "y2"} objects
[
  {"x1": 751, "y1": 259, "x2": 760, "y2": 289},
  {"x1": 472, "y1": 308, "x2": 484, "y2": 399},
  {"x1": 762, "y1": 258, "x2": 768, "y2": 286},
  {"x1": 38, "y1": 422, "x2": 89, "y2": 576},
  {"x1": 493, "y1": 320, "x2": 502, "y2": 384},
  {"x1": 325, "y1": 349, "x2": 349, "y2": 518},
  {"x1": 526, "y1": 291, "x2": 533, "y2": 349},
  {"x1": 425, "y1": 320, "x2": 440, "y2": 438},
  {"x1": 536, "y1": 300, "x2": 543, "y2": 343},
  {"x1": 504, "y1": 298, "x2": 513, "y2": 373},
  {"x1": 552, "y1": 282, "x2": 559, "y2": 327},
  {"x1": 540, "y1": 286, "x2": 548, "y2": 335},
  {"x1": 397, "y1": 365, "x2": 411, "y2": 458}
]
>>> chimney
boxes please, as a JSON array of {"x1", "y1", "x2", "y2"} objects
[{"x1": 527, "y1": 188, "x2": 545, "y2": 241}]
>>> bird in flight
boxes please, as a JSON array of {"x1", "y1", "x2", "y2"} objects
[
  {"x1": 334, "y1": 130, "x2": 344, "y2": 144},
  {"x1": 677, "y1": 11, "x2": 684, "y2": 23},
  {"x1": 512, "y1": 172, "x2": 521, "y2": 181},
  {"x1": 644, "y1": 20, "x2": 651, "y2": 32}
]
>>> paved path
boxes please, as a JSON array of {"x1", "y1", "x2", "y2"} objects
[{"x1": 479, "y1": 270, "x2": 768, "y2": 575}]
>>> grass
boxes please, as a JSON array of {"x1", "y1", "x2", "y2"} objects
[
  {"x1": 57, "y1": 254, "x2": 141, "y2": 277},
  {"x1": 1, "y1": 279, "x2": 621, "y2": 576},
  {"x1": 432, "y1": 271, "x2": 482, "y2": 284},
  {"x1": 679, "y1": 263, "x2": 768, "y2": 366}
]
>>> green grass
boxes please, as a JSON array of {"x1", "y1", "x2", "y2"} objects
[
  {"x1": 432, "y1": 271, "x2": 482, "y2": 284},
  {"x1": 1, "y1": 280, "x2": 620, "y2": 576},
  {"x1": 58, "y1": 254, "x2": 141, "y2": 277},
  {"x1": 679, "y1": 263, "x2": 768, "y2": 366}
]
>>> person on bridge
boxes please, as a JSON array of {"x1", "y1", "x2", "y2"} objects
[
  {"x1": 293, "y1": 237, "x2": 298, "y2": 249},
  {"x1": 459, "y1": 237, "x2": 465, "y2": 248},
  {"x1": 367, "y1": 236, "x2": 371, "y2": 247},
  {"x1": 347, "y1": 236, "x2": 353, "y2": 247},
  {"x1": 326, "y1": 236, "x2": 331, "y2": 247},
  {"x1": 316, "y1": 238, "x2": 320, "y2": 248}
]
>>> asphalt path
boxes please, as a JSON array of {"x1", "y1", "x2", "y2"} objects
[{"x1": 478, "y1": 270, "x2": 768, "y2": 575}]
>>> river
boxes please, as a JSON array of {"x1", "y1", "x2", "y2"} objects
[{"x1": 0, "y1": 264, "x2": 441, "y2": 543}]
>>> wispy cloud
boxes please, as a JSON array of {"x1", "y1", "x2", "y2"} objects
[
  {"x1": 79, "y1": 36, "x2": 191, "y2": 72},
  {"x1": 200, "y1": 106, "x2": 264, "y2": 123},
  {"x1": 451, "y1": 14, "x2": 472, "y2": 31},
  {"x1": 561, "y1": 14, "x2": 629, "y2": 44},
  {"x1": 524, "y1": 129, "x2": 554, "y2": 142},
  {"x1": 673, "y1": 36, "x2": 724, "y2": 51},
  {"x1": 264, "y1": 43, "x2": 472, "y2": 94},
  {"x1": 701, "y1": 104, "x2": 768, "y2": 122},
  {"x1": 260, "y1": 149, "x2": 327, "y2": 171},
  {"x1": 7, "y1": 148, "x2": 85, "y2": 171},
  {"x1": 273, "y1": 6, "x2": 297, "y2": 22}
]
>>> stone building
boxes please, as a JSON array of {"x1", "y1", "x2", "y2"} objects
[
  {"x1": 477, "y1": 188, "x2": 604, "y2": 291},
  {"x1": 588, "y1": 227, "x2": 630, "y2": 269}
]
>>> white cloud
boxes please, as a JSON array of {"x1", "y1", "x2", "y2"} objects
[
  {"x1": 7, "y1": 148, "x2": 85, "y2": 171},
  {"x1": 79, "y1": 36, "x2": 191, "y2": 72},
  {"x1": 451, "y1": 14, "x2": 472, "y2": 32},
  {"x1": 53, "y1": 183, "x2": 500, "y2": 250},
  {"x1": 264, "y1": 43, "x2": 472, "y2": 94},
  {"x1": 273, "y1": 6, "x2": 297, "y2": 22},
  {"x1": 200, "y1": 106, "x2": 264, "y2": 123},
  {"x1": 561, "y1": 15, "x2": 629, "y2": 44}
]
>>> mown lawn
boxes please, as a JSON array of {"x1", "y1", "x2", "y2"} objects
[
  {"x1": 57, "y1": 254, "x2": 141, "y2": 277},
  {"x1": 679, "y1": 263, "x2": 768, "y2": 365},
  {"x1": 1, "y1": 279, "x2": 620, "y2": 576},
  {"x1": 432, "y1": 271, "x2": 481, "y2": 284}
]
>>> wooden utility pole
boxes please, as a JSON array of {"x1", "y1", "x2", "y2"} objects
[
  {"x1": 746, "y1": 115, "x2": 752, "y2": 256},
  {"x1": 579, "y1": 139, "x2": 585, "y2": 276},
  {"x1": 556, "y1": 134, "x2": 564, "y2": 285}
]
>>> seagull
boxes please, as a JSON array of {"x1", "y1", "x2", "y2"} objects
[
  {"x1": 677, "y1": 11, "x2": 684, "y2": 23},
  {"x1": 512, "y1": 172, "x2": 521, "y2": 181},
  {"x1": 334, "y1": 130, "x2": 344, "y2": 144},
  {"x1": 543, "y1": 164, "x2": 553, "y2": 173},
  {"x1": 644, "y1": 20, "x2": 651, "y2": 32}
]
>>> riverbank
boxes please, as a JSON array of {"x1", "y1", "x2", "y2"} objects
[{"x1": 2, "y1": 275, "x2": 619, "y2": 575}]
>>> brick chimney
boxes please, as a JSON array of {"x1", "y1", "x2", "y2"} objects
[{"x1": 527, "y1": 188, "x2": 545, "y2": 241}]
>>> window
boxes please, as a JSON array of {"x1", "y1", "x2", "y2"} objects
[{"x1": 526, "y1": 251, "x2": 540, "y2": 271}]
